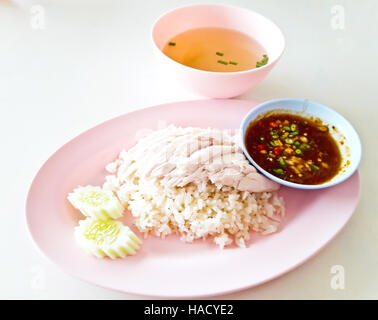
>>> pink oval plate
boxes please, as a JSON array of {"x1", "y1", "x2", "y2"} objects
[{"x1": 26, "y1": 99, "x2": 360, "y2": 298}]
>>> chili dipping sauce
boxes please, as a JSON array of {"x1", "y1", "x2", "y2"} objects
[{"x1": 245, "y1": 113, "x2": 342, "y2": 185}]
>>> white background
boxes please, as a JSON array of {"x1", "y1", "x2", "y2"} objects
[{"x1": 1, "y1": 0, "x2": 377, "y2": 299}]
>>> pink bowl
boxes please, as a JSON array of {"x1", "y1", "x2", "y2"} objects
[{"x1": 151, "y1": 4, "x2": 285, "y2": 98}]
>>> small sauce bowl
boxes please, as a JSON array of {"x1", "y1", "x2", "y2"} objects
[
  {"x1": 151, "y1": 4, "x2": 285, "y2": 98},
  {"x1": 240, "y1": 99, "x2": 362, "y2": 189}
]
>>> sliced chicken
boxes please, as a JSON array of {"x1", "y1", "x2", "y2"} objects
[{"x1": 107, "y1": 125, "x2": 279, "y2": 193}]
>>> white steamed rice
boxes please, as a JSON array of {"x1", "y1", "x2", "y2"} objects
[{"x1": 104, "y1": 171, "x2": 285, "y2": 248}]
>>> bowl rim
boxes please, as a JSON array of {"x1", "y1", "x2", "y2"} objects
[
  {"x1": 239, "y1": 98, "x2": 362, "y2": 190},
  {"x1": 150, "y1": 3, "x2": 286, "y2": 76}
]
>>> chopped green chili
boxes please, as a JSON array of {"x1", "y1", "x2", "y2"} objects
[
  {"x1": 279, "y1": 157, "x2": 286, "y2": 167},
  {"x1": 300, "y1": 143, "x2": 311, "y2": 150},
  {"x1": 285, "y1": 138, "x2": 294, "y2": 145}
]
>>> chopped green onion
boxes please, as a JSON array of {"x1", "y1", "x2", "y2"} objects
[
  {"x1": 216, "y1": 52, "x2": 224, "y2": 56},
  {"x1": 294, "y1": 141, "x2": 301, "y2": 146},
  {"x1": 310, "y1": 164, "x2": 320, "y2": 171},
  {"x1": 217, "y1": 60, "x2": 228, "y2": 65},
  {"x1": 270, "y1": 141, "x2": 276, "y2": 147},
  {"x1": 283, "y1": 126, "x2": 291, "y2": 131},
  {"x1": 168, "y1": 42, "x2": 176, "y2": 46},
  {"x1": 256, "y1": 54, "x2": 269, "y2": 68},
  {"x1": 229, "y1": 61, "x2": 238, "y2": 65},
  {"x1": 273, "y1": 168, "x2": 284, "y2": 175},
  {"x1": 289, "y1": 131, "x2": 299, "y2": 137},
  {"x1": 272, "y1": 134, "x2": 279, "y2": 139},
  {"x1": 259, "y1": 137, "x2": 265, "y2": 141},
  {"x1": 290, "y1": 124, "x2": 297, "y2": 131},
  {"x1": 295, "y1": 149, "x2": 303, "y2": 155}
]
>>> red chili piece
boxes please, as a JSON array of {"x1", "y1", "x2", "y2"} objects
[
  {"x1": 273, "y1": 147, "x2": 282, "y2": 155},
  {"x1": 258, "y1": 144, "x2": 266, "y2": 150}
]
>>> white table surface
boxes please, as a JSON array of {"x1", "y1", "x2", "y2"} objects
[{"x1": 1, "y1": 0, "x2": 377, "y2": 299}]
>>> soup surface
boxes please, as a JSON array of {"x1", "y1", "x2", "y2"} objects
[
  {"x1": 245, "y1": 113, "x2": 342, "y2": 185},
  {"x1": 162, "y1": 27, "x2": 267, "y2": 72}
]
